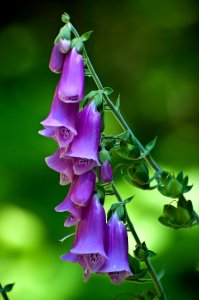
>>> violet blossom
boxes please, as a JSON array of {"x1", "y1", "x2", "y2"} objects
[
  {"x1": 59, "y1": 38, "x2": 71, "y2": 54},
  {"x1": 98, "y1": 211, "x2": 132, "y2": 284},
  {"x1": 39, "y1": 83, "x2": 79, "y2": 148},
  {"x1": 45, "y1": 148, "x2": 74, "y2": 183},
  {"x1": 58, "y1": 47, "x2": 84, "y2": 102},
  {"x1": 61, "y1": 102, "x2": 101, "y2": 175},
  {"x1": 49, "y1": 43, "x2": 65, "y2": 73},
  {"x1": 71, "y1": 194, "x2": 107, "y2": 272}
]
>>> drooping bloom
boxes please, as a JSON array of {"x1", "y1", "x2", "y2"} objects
[
  {"x1": 61, "y1": 252, "x2": 91, "y2": 282},
  {"x1": 71, "y1": 194, "x2": 107, "y2": 272},
  {"x1": 45, "y1": 149, "x2": 74, "y2": 183},
  {"x1": 59, "y1": 38, "x2": 71, "y2": 54},
  {"x1": 39, "y1": 83, "x2": 79, "y2": 148},
  {"x1": 71, "y1": 170, "x2": 96, "y2": 206},
  {"x1": 61, "y1": 102, "x2": 101, "y2": 175},
  {"x1": 49, "y1": 43, "x2": 65, "y2": 73},
  {"x1": 98, "y1": 211, "x2": 132, "y2": 284},
  {"x1": 55, "y1": 176, "x2": 82, "y2": 226},
  {"x1": 58, "y1": 47, "x2": 84, "y2": 102},
  {"x1": 100, "y1": 160, "x2": 113, "y2": 182}
]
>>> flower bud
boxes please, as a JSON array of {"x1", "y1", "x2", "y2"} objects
[
  {"x1": 49, "y1": 43, "x2": 65, "y2": 73},
  {"x1": 59, "y1": 38, "x2": 71, "y2": 54},
  {"x1": 100, "y1": 160, "x2": 113, "y2": 182}
]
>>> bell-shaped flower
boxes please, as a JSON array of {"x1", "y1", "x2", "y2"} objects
[
  {"x1": 55, "y1": 176, "x2": 82, "y2": 224},
  {"x1": 100, "y1": 160, "x2": 113, "y2": 182},
  {"x1": 98, "y1": 211, "x2": 132, "y2": 284},
  {"x1": 39, "y1": 84, "x2": 79, "y2": 148},
  {"x1": 71, "y1": 170, "x2": 96, "y2": 207},
  {"x1": 58, "y1": 47, "x2": 84, "y2": 103},
  {"x1": 62, "y1": 102, "x2": 101, "y2": 175},
  {"x1": 61, "y1": 252, "x2": 91, "y2": 282},
  {"x1": 45, "y1": 149, "x2": 74, "y2": 183},
  {"x1": 49, "y1": 43, "x2": 65, "y2": 73},
  {"x1": 71, "y1": 194, "x2": 107, "y2": 272}
]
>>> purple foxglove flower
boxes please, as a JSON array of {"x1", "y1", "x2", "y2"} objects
[
  {"x1": 62, "y1": 102, "x2": 101, "y2": 175},
  {"x1": 55, "y1": 176, "x2": 82, "y2": 222},
  {"x1": 71, "y1": 170, "x2": 96, "y2": 207},
  {"x1": 58, "y1": 47, "x2": 84, "y2": 103},
  {"x1": 39, "y1": 84, "x2": 79, "y2": 148},
  {"x1": 45, "y1": 149, "x2": 74, "y2": 183},
  {"x1": 100, "y1": 160, "x2": 113, "y2": 182},
  {"x1": 49, "y1": 43, "x2": 65, "y2": 73},
  {"x1": 98, "y1": 212, "x2": 132, "y2": 284},
  {"x1": 61, "y1": 252, "x2": 91, "y2": 282},
  {"x1": 71, "y1": 194, "x2": 107, "y2": 272},
  {"x1": 59, "y1": 38, "x2": 71, "y2": 54}
]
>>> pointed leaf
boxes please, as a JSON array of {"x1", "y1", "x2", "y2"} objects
[
  {"x1": 81, "y1": 30, "x2": 93, "y2": 41},
  {"x1": 145, "y1": 137, "x2": 157, "y2": 153},
  {"x1": 103, "y1": 87, "x2": 113, "y2": 95},
  {"x1": 115, "y1": 94, "x2": 120, "y2": 110},
  {"x1": 3, "y1": 283, "x2": 15, "y2": 293}
]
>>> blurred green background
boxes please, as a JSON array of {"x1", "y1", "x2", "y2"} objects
[{"x1": 0, "y1": 0, "x2": 199, "y2": 299}]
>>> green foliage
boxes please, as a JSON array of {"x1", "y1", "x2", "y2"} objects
[
  {"x1": 0, "y1": 283, "x2": 15, "y2": 293},
  {"x1": 145, "y1": 137, "x2": 157, "y2": 154},
  {"x1": 103, "y1": 87, "x2": 114, "y2": 95},
  {"x1": 134, "y1": 242, "x2": 157, "y2": 261},
  {"x1": 107, "y1": 196, "x2": 134, "y2": 222},
  {"x1": 117, "y1": 141, "x2": 141, "y2": 160},
  {"x1": 157, "y1": 171, "x2": 192, "y2": 198},
  {"x1": 158, "y1": 195, "x2": 198, "y2": 229},
  {"x1": 71, "y1": 37, "x2": 83, "y2": 52},
  {"x1": 81, "y1": 31, "x2": 93, "y2": 41}
]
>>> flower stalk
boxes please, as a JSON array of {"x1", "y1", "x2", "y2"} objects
[{"x1": 70, "y1": 22, "x2": 166, "y2": 297}]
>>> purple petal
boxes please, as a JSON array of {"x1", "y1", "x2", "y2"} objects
[
  {"x1": 98, "y1": 212, "x2": 132, "y2": 281},
  {"x1": 40, "y1": 84, "x2": 79, "y2": 148},
  {"x1": 55, "y1": 177, "x2": 82, "y2": 220},
  {"x1": 71, "y1": 170, "x2": 96, "y2": 206},
  {"x1": 58, "y1": 48, "x2": 84, "y2": 103},
  {"x1": 49, "y1": 43, "x2": 65, "y2": 73},
  {"x1": 45, "y1": 148, "x2": 74, "y2": 181},
  {"x1": 64, "y1": 102, "x2": 101, "y2": 171},
  {"x1": 71, "y1": 195, "x2": 107, "y2": 272}
]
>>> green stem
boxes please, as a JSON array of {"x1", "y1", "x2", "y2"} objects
[
  {"x1": 111, "y1": 182, "x2": 166, "y2": 299},
  {"x1": 70, "y1": 23, "x2": 162, "y2": 175},
  {"x1": 0, "y1": 284, "x2": 9, "y2": 300}
]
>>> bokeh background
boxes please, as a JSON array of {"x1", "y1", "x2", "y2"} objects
[{"x1": 0, "y1": 0, "x2": 199, "y2": 299}]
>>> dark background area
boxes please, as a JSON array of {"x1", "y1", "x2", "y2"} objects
[{"x1": 0, "y1": 1, "x2": 199, "y2": 299}]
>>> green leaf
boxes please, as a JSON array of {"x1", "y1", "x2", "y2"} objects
[
  {"x1": 84, "y1": 90, "x2": 98, "y2": 100},
  {"x1": 145, "y1": 137, "x2": 157, "y2": 153},
  {"x1": 147, "y1": 250, "x2": 157, "y2": 258},
  {"x1": 71, "y1": 37, "x2": 83, "y2": 52},
  {"x1": 128, "y1": 254, "x2": 141, "y2": 274},
  {"x1": 81, "y1": 30, "x2": 93, "y2": 41},
  {"x1": 103, "y1": 87, "x2": 114, "y2": 95},
  {"x1": 115, "y1": 94, "x2": 120, "y2": 110},
  {"x1": 3, "y1": 283, "x2": 15, "y2": 293},
  {"x1": 116, "y1": 205, "x2": 125, "y2": 220}
]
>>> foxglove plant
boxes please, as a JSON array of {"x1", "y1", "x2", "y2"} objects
[{"x1": 39, "y1": 12, "x2": 199, "y2": 300}]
